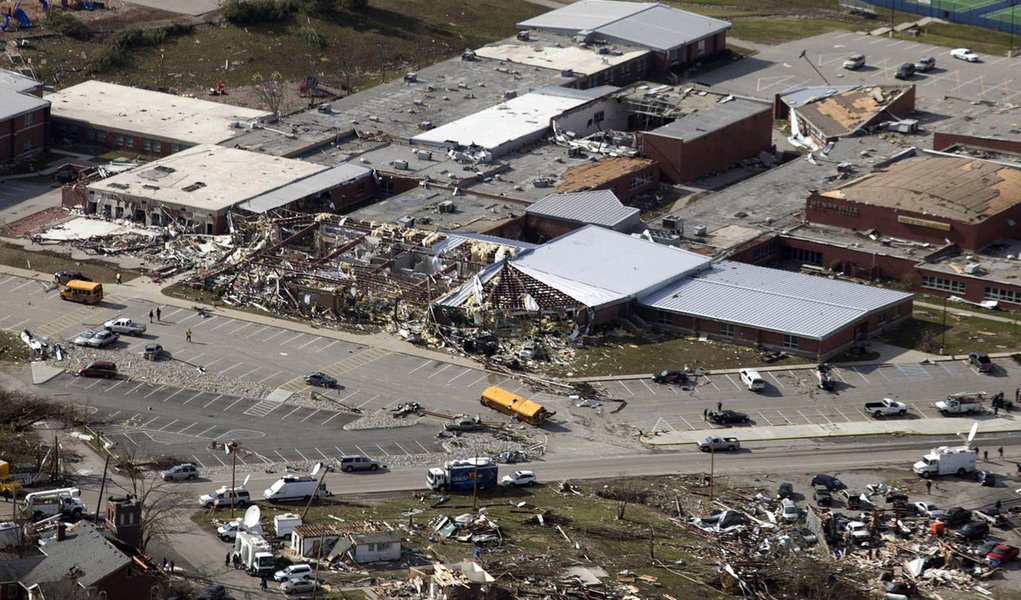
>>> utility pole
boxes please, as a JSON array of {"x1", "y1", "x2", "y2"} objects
[
  {"x1": 225, "y1": 440, "x2": 239, "y2": 519},
  {"x1": 798, "y1": 49, "x2": 830, "y2": 85},
  {"x1": 95, "y1": 452, "x2": 111, "y2": 526},
  {"x1": 941, "y1": 294, "x2": 948, "y2": 354},
  {"x1": 709, "y1": 445, "x2": 715, "y2": 502},
  {"x1": 472, "y1": 451, "x2": 479, "y2": 513},
  {"x1": 301, "y1": 464, "x2": 330, "y2": 521}
]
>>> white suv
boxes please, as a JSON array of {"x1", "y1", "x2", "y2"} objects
[
  {"x1": 739, "y1": 368, "x2": 765, "y2": 391},
  {"x1": 274, "y1": 563, "x2": 313, "y2": 582},
  {"x1": 500, "y1": 470, "x2": 537, "y2": 487}
]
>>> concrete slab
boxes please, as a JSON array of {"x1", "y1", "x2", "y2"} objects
[
  {"x1": 644, "y1": 414, "x2": 1020, "y2": 446},
  {"x1": 265, "y1": 388, "x2": 294, "y2": 403},
  {"x1": 31, "y1": 361, "x2": 65, "y2": 384},
  {"x1": 120, "y1": 0, "x2": 221, "y2": 16}
]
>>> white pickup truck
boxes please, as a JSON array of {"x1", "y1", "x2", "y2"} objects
[{"x1": 864, "y1": 398, "x2": 908, "y2": 418}]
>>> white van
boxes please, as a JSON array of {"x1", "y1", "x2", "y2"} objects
[{"x1": 739, "y1": 368, "x2": 765, "y2": 391}]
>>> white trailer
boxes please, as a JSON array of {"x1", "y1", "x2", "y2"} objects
[
  {"x1": 23, "y1": 487, "x2": 86, "y2": 521},
  {"x1": 234, "y1": 530, "x2": 275, "y2": 577}
]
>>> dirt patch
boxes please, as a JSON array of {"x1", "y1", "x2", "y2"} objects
[{"x1": 0, "y1": 240, "x2": 139, "y2": 283}]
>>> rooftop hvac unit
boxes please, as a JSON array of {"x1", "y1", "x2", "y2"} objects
[
  {"x1": 397, "y1": 216, "x2": 415, "y2": 228},
  {"x1": 887, "y1": 119, "x2": 919, "y2": 133},
  {"x1": 516, "y1": 30, "x2": 530, "y2": 41},
  {"x1": 532, "y1": 178, "x2": 555, "y2": 188},
  {"x1": 662, "y1": 215, "x2": 681, "y2": 231},
  {"x1": 415, "y1": 150, "x2": 433, "y2": 161},
  {"x1": 964, "y1": 262, "x2": 982, "y2": 274},
  {"x1": 561, "y1": 69, "x2": 575, "y2": 78},
  {"x1": 438, "y1": 200, "x2": 455, "y2": 213},
  {"x1": 392, "y1": 160, "x2": 409, "y2": 170},
  {"x1": 504, "y1": 90, "x2": 517, "y2": 100},
  {"x1": 694, "y1": 225, "x2": 707, "y2": 237},
  {"x1": 404, "y1": 72, "x2": 418, "y2": 83},
  {"x1": 419, "y1": 121, "x2": 434, "y2": 131},
  {"x1": 597, "y1": 46, "x2": 609, "y2": 54}
]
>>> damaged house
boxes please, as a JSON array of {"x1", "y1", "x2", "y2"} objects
[
  {"x1": 775, "y1": 84, "x2": 916, "y2": 149},
  {"x1": 290, "y1": 523, "x2": 401, "y2": 564}
]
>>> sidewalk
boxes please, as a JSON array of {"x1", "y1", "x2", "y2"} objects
[{"x1": 644, "y1": 411, "x2": 1021, "y2": 446}]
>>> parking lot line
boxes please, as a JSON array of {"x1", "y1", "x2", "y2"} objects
[
  {"x1": 815, "y1": 408, "x2": 834, "y2": 425},
  {"x1": 84, "y1": 379, "x2": 102, "y2": 390},
  {"x1": 139, "y1": 416, "x2": 160, "y2": 428},
  {"x1": 274, "y1": 450, "x2": 289, "y2": 463},
  {"x1": 724, "y1": 374, "x2": 742, "y2": 390},
  {"x1": 183, "y1": 392, "x2": 203, "y2": 405},
  {"x1": 158, "y1": 419, "x2": 179, "y2": 431},
  {"x1": 9, "y1": 281, "x2": 34, "y2": 293},
  {"x1": 0, "y1": 276, "x2": 14, "y2": 287},
  {"x1": 675, "y1": 414, "x2": 695, "y2": 430},
  {"x1": 211, "y1": 319, "x2": 235, "y2": 331},
  {"x1": 244, "y1": 326, "x2": 269, "y2": 339},
  {"x1": 107, "y1": 410, "x2": 122, "y2": 420},
  {"x1": 282, "y1": 333, "x2": 305, "y2": 345},
  {"x1": 832, "y1": 406, "x2": 852, "y2": 422},
  {"x1": 175, "y1": 312, "x2": 201, "y2": 325},
  {"x1": 316, "y1": 340, "x2": 340, "y2": 353},
  {"x1": 639, "y1": 379, "x2": 657, "y2": 395},
  {"x1": 163, "y1": 388, "x2": 185, "y2": 403},
  {"x1": 203, "y1": 394, "x2": 224, "y2": 408},
  {"x1": 354, "y1": 444, "x2": 369, "y2": 456},
  {"x1": 850, "y1": 367, "x2": 869, "y2": 383},
  {"x1": 194, "y1": 425, "x2": 216, "y2": 438},
  {"x1": 794, "y1": 408, "x2": 813, "y2": 424},
  {"x1": 356, "y1": 394, "x2": 379, "y2": 409},
  {"x1": 222, "y1": 398, "x2": 243, "y2": 412},
  {"x1": 320, "y1": 412, "x2": 342, "y2": 426},
  {"x1": 395, "y1": 442, "x2": 412, "y2": 456},
  {"x1": 219, "y1": 361, "x2": 244, "y2": 375},
  {"x1": 877, "y1": 368, "x2": 891, "y2": 382},
  {"x1": 416, "y1": 441, "x2": 430, "y2": 453},
  {"x1": 300, "y1": 410, "x2": 321, "y2": 423},
  {"x1": 295, "y1": 336, "x2": 321, "y2": 350},
  {"x1": 408, "y1": 360, "x2": 431, "y2": 375},
  {"x1": 768, "y1": 373, "x2": 785, "y2": 388},
  {"x1": 227, "y1": 322, "x2": 252, "y2": 335},
  {"x1": 447, "y1": 368, "x2": 472, "y2": 384},
  {"x1": 315, "y1": 448, "x2": 330, "y2": 460},
  {"x1": 238, "y1": 367, "x2": 260, "y2": 380},
  {"x1": 426, "y1": 364, "x2": 452, "y2": 379},
  {"x1": 335, "y1": 446, "x2": 346, "y2": 455},
  {"x1": 191, "y1": 455, "x2": 207, "y2": 469},
  {"x1": 617, "y1": 381, "x2": 635, "y2": 396},
  {"x1": 203, "y1": 357, "x2": 224, "y2": 369},
  {"x1": 280, "y1": 406, "x2": 303, "y2": 420},
  {"x1": 143, "y1": 385, "x2": 166, "y2": 399},
  {"x1": 374, "y1": 444, "x2": 388, "y2": 456},
  {"x1": 756, "y1": 411, "x2": 773, "y2": 425},
  {"x1": 294, "y1": 449, "x2": 310, "y2": 462},
  {"x1": 263, "y1": 330, "x2": 286, "y2": 343},
  {"x1": 256, "y1": 371, "x2": 281, "y2": 384},
  {"x1": 181, "y1": 352, "x2": 205, "y2": 364},
  {"x1": 176, "y1": 422, "x2": 197, "y2": 434}
]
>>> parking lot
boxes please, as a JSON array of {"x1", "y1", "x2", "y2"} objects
[{"x1": 702, "y1": 31, "x2": 1021, "y2": 109}]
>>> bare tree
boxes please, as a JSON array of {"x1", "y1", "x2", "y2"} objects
[
  {"x1": 613, "y1": 472, "x2": 636, "y2": 520},
  {"x1": 252, "y1": 72, "x2": 284, "y2": 118},
  {"x1": 114, "y1": 458, "x2": 186, "y2": 553}
]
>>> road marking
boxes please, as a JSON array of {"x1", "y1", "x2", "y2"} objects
[
  {"x1": 219, "y1": 361, "x2": 244, "y2": 375},
  {"x1": 850, "y1": 367, "x2": 869, "y2": 383},
  {"x1": 163, "y1": 388, "x2": 185, "y2": 403},
  {"x1": 158, "y1": 419, "x2": 179, "y2": 431},
  {"x1": 408, "y1": 360, "x2": 431, "y2": 375},
  {"x1": 467, "y1": 373, "x2": 489, "y2": 387},
  {"x1": 320, "y1": 412, "x2": 342, "y2": 426},
  {"x1": 706, "y1": 378, "x2": 721, "y2": 392},
  {"x1": 222, "y1": 398, "x2": 243, "y2": 412},
  {"x1": 139, "y1": 416, "x2": 160, "y2": 428},
  {"x1": 107, "y1": 410, "x2": 122, "y2": 420},
  {"x1": 877, "y1": 368, "x2": 891, "y2": 382},
  {"x1": 183, "y1": 353, "x2": 205, "y2": 364},
  {"x1": 315, "y1": 448, "x2": 330, "y2": 460},
  {"x1": 211, "y1": 319, "x2": 235, "y2": 331},
  {"x1": 335, "y1": 446, "x2": 346, "y2": 455},
  {"x1": 619, "y1": 381, "x2": 635, "y2": 397},
  {"x1": 756, "y1": 411, "x2": 773, "y2": 425},
  {"x1": 283, "y1": 333, "x2": 305, "y2": 345},
  {"x1": 84, "y1": 379, "x2": 102, "y2": 390},
  {"x1": 263, "y1": 330, "x2": 287, "y2": 343},
  {"x1": 176, "y1": 312, "x2": 201, "y2": 325},
  {"x1": 143, "y1": 385, "x2": 166, "y2": 399},
  {"x1": 229, "y1": 322, "x2": 252, "y2": 335},
  {"x1": 194, "y1": 425, "x2": 216, "y2": 438},
  {"x1": 294, "y1": 449, "x2": 310, "y2": 462},
  {"x1": 244, "y1": 325, "x2": 269, "y2": 339},
  {"x1": 238, "y1": 367, "x2": 260, "y2": 380},
  {"x1": 203, "y1": 394, "x2": 224, "y2": 408},
  {"x1": 426, "y1": 364, "x2": 453, "y2": 379},
  {"x1": 794, "y1": 408, "x2": 813, "y2": 424},
  {"x1": 296, "y1": 336, "x2": 321, "y2": 350},
  {"x1": 640, "y1": 379, "x2": 656, "y2": 395},
  {"x1": 447, "y1": 368, "x2": 472, "y2": 384},
  {"x1": 815, "y1": 408, "x2": 834, "y2": 425},
  {"x1": 355, "y1": 444, "x2": 370, "y2": 456},
  {"x1": 183, "y1": 392, "x2": 203, "y2": 405},
  {"x1": 210, "y1": 452, "x2": 227, "y2": 467},
  {"x1": 316, "y1": 340, "x2": 340, "y2": 353},
  {"x1": 357, "y1": 394, "x2": 380, "y2": 409},
  {"x1": 768, "y1": 372, "x2": 785, "y2": 388},
  {"x1": 724, "y1": 374, "x2": 742, "y2": 390},
  {"x1": 374, "y1": 444, "x2": 389, "y2": 456},
  {"x1": 176, "y1": 422, "x2": 197, "y2": 434},
  {"x1": 675, "y1": 414, "x2": 695, "y2": 430},
  {"x1": 0, "y1": 276, "x2": 14, "y2": 287},
  {"x1": 392, "y1": 442, "x2": 412, "y2": 456},
  {"x1": 256, "y1": 370, "x2": 282, "y2": 384},
  {"x1": 300, "y1": 409, "x2": 321, "y2": 423},
  {"x1": 416, "y1": 441, "x2": 430, "y2": 453},
  {"x1": 192, "y1": 455, "x2": 207, "y2": 469},
  {"x1": 9, "y1": 281, "x2": 34, "y2": 292},
  {"x1": 204, "y1": 358, "x2": 224, "y2": 369},
  {"x1": 833, "y1": 406, "x2": 852, "y2": 422},
  {"x1": 756, "y1": 74, "x2": 795, "y2": 91},
  {"x1": 274, "y1": 450, "x2": 289, "y2": 463},
  {"x1": 244, "y1": 399, "x2": 283, "y2": 417},
  {"x1": 280, "y1": 406, "x2": 303, "y2": 420}
]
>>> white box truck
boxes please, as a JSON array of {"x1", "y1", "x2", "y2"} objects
[
  {"x1": 23, "y1": 487, "x2": 86, "y2": 521},
  {"x1": 234, "y1": 530, "x2": 275, "y2": 577},
  {"x1": 913, "y1": 446, "x2": 976, "y2": 478}
]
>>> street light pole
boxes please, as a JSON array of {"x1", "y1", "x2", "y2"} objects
[
  {"x1": 941, "y1": 295, "x2": 948, "y2": 354},
  {"x1": 226, "y1": 440, "x2": 238, "y2": 519}
]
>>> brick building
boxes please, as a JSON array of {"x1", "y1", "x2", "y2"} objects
[
  {"x1": 776, "y1": 84, "x2": 916, "y2": 149},
  {"x1": 0, "y1": 69, "x2": 49, "y2": 167},
  {"x1": 524, "y1": 190, "x2": 640, "y2": 241},
  {"x1": 556, "y1": 157, "x2": 659, "y2": 201}
]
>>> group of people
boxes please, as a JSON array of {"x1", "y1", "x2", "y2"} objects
[{"x1": 224, "y1": 553, "x2": 270, "y2": 591}]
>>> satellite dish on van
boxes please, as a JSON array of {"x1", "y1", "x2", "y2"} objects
[
  {"x1": 243, "y1": 505, "x2": 261, "y2": 529},
  {"x1": 966, "y1": 422, "x2": 978, "y2": 448},
  {"x1": 242, "y1": 474, "x2": 251, "y2": 488},
  {"x1": 311, "y1": 462, "x2": 323, "y2": 477}
]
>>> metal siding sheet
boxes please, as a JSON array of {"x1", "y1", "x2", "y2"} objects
[
  {"x1": 640, "y1": 261, "x2": 912, "y2": 339},
  {"x1": 650, "y1": 99, "x2": 770, "y2": 142},
  {"x1": 594, "y1": 5, "x2": 730, "y2": 51},
  {"x1": 237, "y1": 163, "x2": 372, "y2": 213},
  {"x1": 526, "y1": 190, "x2": 640, "y2": 227}
]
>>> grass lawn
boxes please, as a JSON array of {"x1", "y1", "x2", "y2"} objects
[
  {"x1": 0, "y1": 331, "x2": 34, "y2": 363},
  {"x1": 193, "y1": 479, "x2": 728, "y2": 599},
  {"x1": 884, "y1": 307, "x2": 1021, "y2": 354},
  {"x1": 0, "y1": 242, "x2": 138, "y2": 284}
]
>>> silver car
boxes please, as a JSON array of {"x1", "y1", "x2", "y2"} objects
[
  {"x1": 73, "y1": 330, "x2": 119, "y2": 348},
  {"x1": 160, "y1": 463, "x2": 199, "y2": 481}
]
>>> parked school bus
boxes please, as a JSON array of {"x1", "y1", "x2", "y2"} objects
[
  {"x1": 480, "y1": 386, "x2": 555, "y2": 426},
  {"x1": 60, "y1": 280, "x2": 103, "y2": 305}
]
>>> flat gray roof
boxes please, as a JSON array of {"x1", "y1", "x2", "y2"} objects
[
  {"x1": 518, "y1": 1, "x2": 729, "y2": 52},
  {"x1": 511, "y1": 225, "x2": 711, "y2": 308},
  {"x1": 89, "y1": 144, "x2": 326, "y2": 212},
  {"x1": 47, "y1": 80, "x2": 270, "y2": 145},
  {"x1": 640, "y1": 260, "x2": 913, "y2": 340},
  {"x1": 648, "y1": 97, "x2": 770, "y2": 142},
  {"x1": 476, "y1": 34, "x2": 649, "y2": 76},
  {"x1": 0, "y1": 69, "x2": 48, "y2": 120},
  {"x1": 348, "y1": 187, "x2": 529, "y2": 232},
  {"x1": 526, "y1": 190, "x2": 639, "y2": 227},
  {"x1": 236, "y1": 163, "x2": 373, "y2": 214}
]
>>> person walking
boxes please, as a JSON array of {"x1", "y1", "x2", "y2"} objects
[
  {"x1": 983, "y1": 450, "x2": 989, "y2": 461},
  {"x1": 115, "y1": 272, "x2": 122, "y2": 284},
  {"x1": 998, "y1": 447, "x2": 1004, "y2": 459},
  {"x1": 225, "y1": 553, "x2": 230, "y2": 567},
  {"x1": 156, "y1": 306, "x2": 161, "y2": 321},
  {"x1": 186, "y1": 328, "x2": 192, "y2": 343},
  {"x1": 1015, "y1": 387, "x2": 1020, "y2": 403},
  {"x1": 703, "y1": 408, "x2": 709, "y2": 421},
  {"x1": 716, "y1": 401, "x2": 722, "y2": 412},
  {"x1": 260, "y1": 576, "x2": 268, "y2": 591},
  {"x1": 149, "y1": 309, "x2": 154, "y2": 323},
  {"x1": 925, "y1": 480, "x2": 932, "y2": 494}
]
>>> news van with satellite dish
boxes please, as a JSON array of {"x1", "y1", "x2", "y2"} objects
[
  {"x1": 262, "y1": 463, "x2": 331, "y2": 503},
  {"x1": 913, "y1": 423, "x2": 978, "y2": 478}
]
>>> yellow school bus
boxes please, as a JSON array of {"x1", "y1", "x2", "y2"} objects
[
  {"x1": 60, "y1": 280, "x2": 104, "y2": 305},
  {"x1": 480, "y1": 385, "x2": 555, "y2": 426}
]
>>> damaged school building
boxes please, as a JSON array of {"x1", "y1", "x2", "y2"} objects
[{"x1": 24, "y1": 0, "x2": 920, "y2": 359}]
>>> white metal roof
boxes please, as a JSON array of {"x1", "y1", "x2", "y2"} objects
[
  {"x1": 236, "y1": 163, "x2": 373, "y2": 214},
  {"x1": 526, "y1": 190, "x2": 639, "y2": 227},
  {"x1": 46, "y1": 80, "x2": 271, "y2": 145},
  {"x1": 519, "y1": 0, "x2": 653, "y2": 33},
  {"x1": 410, "y1": 91, "x2": 592, "y2": 154},
  {"x1": 511, "y1": 225, "x2": 711, "y2": 308},
  {"x1": 89, "y1": 144, "x2": 327, "y2": 213},
  {"x1": 475, "y1": 41, "x2": 649, "y2": 76},
  {"x1": 0, "y1": 69, "x2": 48, "y2": 120},
  {"x1": 640, "y1": 261, "x2": 913, "y2": 340},
  {"x1": 594, "y1": 4, "x2": 730, "y2": 51},
  {"x1": 518, "y1": 1, "x2": 730, "y2": 52}
]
